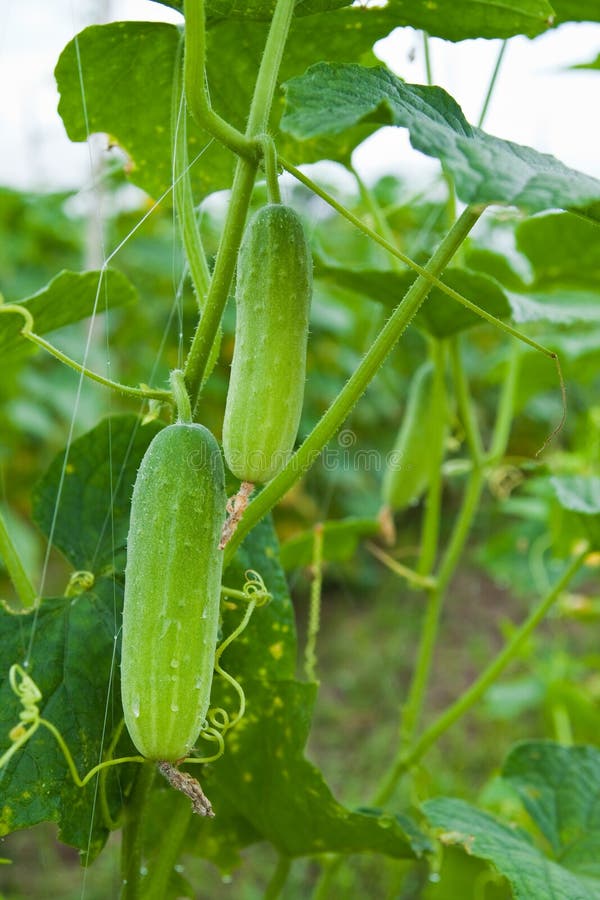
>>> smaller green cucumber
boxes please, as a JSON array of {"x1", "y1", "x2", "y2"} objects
[
  {"x1": 382, "y1": 361, "x2": 447, "y2": 512},
  {"x1": 223, "y1": 203, "x2": 312, "y2": 483},
  {"x1": 121, "y1": 423, "x2": 226, "y2": 761}
]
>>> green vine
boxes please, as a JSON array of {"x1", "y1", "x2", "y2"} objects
[
  {"x1": 224, "y1": 204, "x2": 485, "y2": 564},
  {"x1": 183, "y1": 0, "x2": 297, "y2": 411}
]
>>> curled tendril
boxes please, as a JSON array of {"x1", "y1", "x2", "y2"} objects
[
  {"x1": 186, "y1": 570, "x2": 271, "y2": 764},
  {"x1": 0, "y1": 303, "x2": 35, "y2": 339},
  {"x1": 0, "y1": 663, "x2": 144, "y2": 803},
  {"x1": 4, "y1": 665, "x2": 41, "y2": 750},
  {"x1": 241, "y1": 569, "x2": 271, "y2": 606},
  {"x1": 1, "y1": 571, "x2": 271, "y2": 786},
  {"x1": 65, "y1": 571, "x2": 95, "y2": 597}
]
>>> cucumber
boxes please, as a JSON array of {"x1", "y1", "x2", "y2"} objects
[
  {"x1": 121, "y1": 423, "x2": 226, "y2": 761},
  {"x1": 223, "y1": 203, "x2": 312, "y2": 483},
  {"x1": 382, "y1": 361, "x2": 447, "y2": 511}
]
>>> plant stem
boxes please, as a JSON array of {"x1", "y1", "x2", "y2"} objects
[
  {"x1": 396, "y1": 466, "x2": 485, "y2": 764},
  {"x1": 488, "y1": 341, "x2": 521, "y2": 460},
  {"x1": 367, "y1": 542, "x2": 436, "y2": 590},
  {"x1": 224, "y1": 205, "x2": 484, "y2": 565},
  {"x1": 170, "y1": 369, "x2": 193, "y2": 423},
  {"x1": 265, "y1": 855, "x2": 292, "y2": 900},
  {"x1": 477, "y1": 40, "x2": 508, "y2": 129},
  {"x1": 313, "y1": 858, "x2": 338, "y2": 900},
  {"x1": 350, "y1": 165, "x2": 401, "y2": 270},
  {"x1": 305, "y1": 523, "x2": 324, "y2": 682},
  {"x1": 184, "y1": 161, "x2": 256, "y2": 406},
  {"x1": 173, "y1": 56, "x2": 211, "y2": 306},
  {"x1": 282, "y1": 158, "x2": 557, "y2": 363},
  {"x1": 390, "y1": 546, "x2": 588, "y2": 779},
  {"x1": 0, "y1": 507, "x2": 37, "y2": 607},
  {"x1": 422, "y1": 32, "x2": 433, "y2": 86},
  {"x1": 450, "y1": 336, "x2": 485, "y2": 464},
  {"x1": 184, "y1": 0, "x2": 255, "y2": 158},
  {"x1": 121, "y1": 762, "x2": 155, "y2": 900},
  {"x1": 417, "y1": 340, "x2": 447, "y2": 576},
  {"x1": 144, "y1": 800, "x2": 192, "y2": 900},
  {"x1": 262, "y1": 135, "x2": 282, "y2": 204},
  {"x1": 244, "y1": 0, "x2": 296, "y2": 138},
  {"x1": 26, "y1": 331, "x2": 173, "y2": 403},
  {"x1": 184, "y1": 0, "x2": 296, "y2": 411}
]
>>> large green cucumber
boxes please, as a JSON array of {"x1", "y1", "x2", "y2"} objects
[
  {"x1": 223, "y1": 203, "x2": 312, "y2": 483},
  {"x1": 382, "y1": 361, "x2": 447, "y2": 511},
  {"x1": 121, "y1": 423, "x2": 226, "y2": 761}
]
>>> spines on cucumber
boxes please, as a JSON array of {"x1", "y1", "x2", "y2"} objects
[
  {"x1": 121, "y1": 422, "x2": 226, "y2": 761},
  {"x1": 223, "y1": 203, "x2": 312, "y2": 484}
]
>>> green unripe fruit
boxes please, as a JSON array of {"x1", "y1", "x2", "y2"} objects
[
  {"x1": 382, "y1": 361, "x2": 447, "y2": 511},
  {"x1": 223, "y1": 203, "x2": 312, "y2": 483},
  {"x1": 121, "y1": 423, "x2": 226, "y2": 761}
]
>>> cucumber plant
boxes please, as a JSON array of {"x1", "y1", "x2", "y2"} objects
[
  {"x1": 2, "y1": 0, "x2": 600, "y2": 897},
  {"x1": 382, "y1": 355, "x2": 448, "y2": 514},
  {"x1": 222, "y1": 202, "x2": 312, "y2": 485},
  {"x1": 120, "y1": 419, "x2": 226, "y2": 763}
]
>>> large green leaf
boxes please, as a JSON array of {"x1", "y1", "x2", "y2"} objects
[
  {"x1": 152, "y1": 0, "x2": 351, "y2": 18},
  {"x1": 153, "y1": 0, "x2": 554, "y2": 36},
  {"x1": 0, "y1": 579, "x2": 131, "y2": 861},
  {"x1": 552, "y1": 0, "x2": 600, "y2": 24},
  {"x1": 423, "y1": 795, "x2": 600, "y2": 899},
  {"x1": 551, "y1": 476, "x2": 600, "y2": 549},
  {"x1": 58, "y1": 7, "x2": 450, "y2": 201},
  {"x1": 0, "y1": 269, "x2": 137, "y2": 355},
  {"x1": 280, "y1": 516, "x2": 380, "y2": 569},
  {"x1": 383, "y1": 0, "x2": 554, "y2": 40},
  {"x1": 281, "y1": 64, "x2": 600, "y2": 218},
  {"x1": 222, "y1": 515, "x2": 297, "y2": 681},
  {"x1": 515, "y1": 213, "x2": 600, "y2": 288},
  {"x1": 508, "y1": 289, "x2": 600, "y2": 325},
  {"x1": 502, "y1": 742, "x2": 600, "y2": 879},
  {"x1": 314, "y1": 256, "x2": 512, "y2": 337},
  {"x1": 552, "y1": 477, "x2": 600, "y2": 517},
  {"x1": 195, "y1": 679, "x2": 430, "y2": 861},
  {"x1": 32, "y1": 415, "x2": 163, "y2": 575}
]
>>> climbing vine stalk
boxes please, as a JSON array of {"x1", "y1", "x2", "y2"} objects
[
  {"x1": 224, "y1": 204, "x2": 485, "y2": 564},
  {"x1": 184, "y1": 0, "x2": 297, "y2": 411}
]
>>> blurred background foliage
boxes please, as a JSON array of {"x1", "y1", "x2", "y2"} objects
[{"x1": 1, "y1": 160, "x2": 599, "y2": 897}]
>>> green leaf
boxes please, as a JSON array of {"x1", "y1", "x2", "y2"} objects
[
  {"x1": 150, "y1": 0, "x2": 351, "y2": 18},
  {"x1": 279, "y1": 517, "x2": 381, "y2": 570},
  {"x1": 55, "y1": 12, "x2": 409, "y2": 200},
  {"x1": 502, "y1": 741, "x2": 600, "y2": 879},
  {"x1": 0, "y1": 579, "x2": 131, "y2": 861},
  {"x1": 551, "y1": 476, "x2": 600, "y2": 516},
  {"x1": 0, "y1": 269, "x2": 137, "y2": 355},
  {"x1": 199, "y1": 679, "x2": 430, "y2": 860},
  {"x1": 508, "y1": 289, "x2": 600, "y2": 325},
  {"x1": 281, "y1": 64, "x2": 600, "y2": 218},
  {"x1": 515, "y1": 213, "x2": 600, "y2": 288},
  {"x1": 152, "y1": 0, "x2": 554, "y2": 36},
  {"x1": 314, "y1": 256, "x2": 511, "y2": 337},
  {"x1": 222, "y1": 515, "x2": 297, "y2": 681},
  {"x1": 423, "y1": 796, "x2": 600, "y2": 899},
  {"x1": 550, "y1": 476, "x2": 600, "y2": 551},
  {"x1": 572, "y1": 53, "x2": 600, "y2": 70},
  {"x1": 56, "y1": 24, "x2": 197, "y2": 203},
  {"x1": 465, "y1": 246, "x2": 530, "y2": 291},
  {"x1": 552, "y1": 0, "x2": 600, "y2": 24},
  {"x1": 141, "y1": 519, "x2": 428, "y2": 873},
  {"x1": 382, "y1": 0, "x2": 554, "y2": 40},
  {"x1": 32, "y1": 415, "x2": 162, "y2": 575}
]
